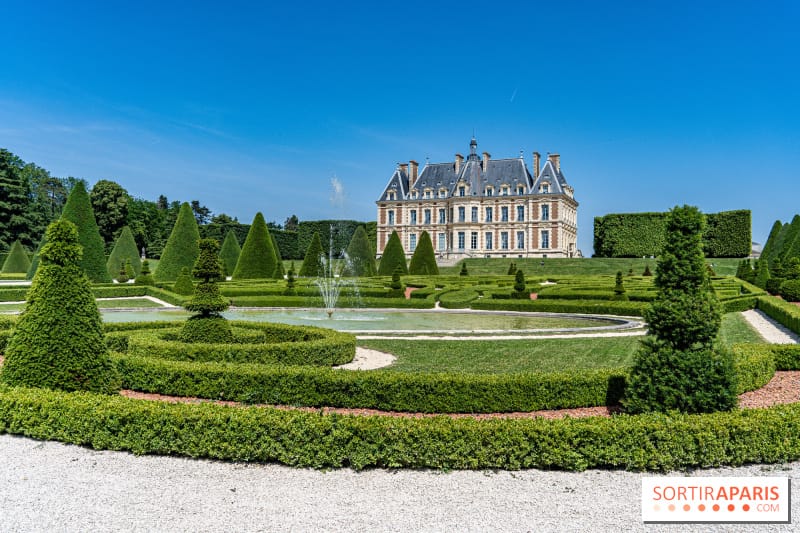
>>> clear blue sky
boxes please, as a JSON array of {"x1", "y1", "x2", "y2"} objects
[{"x1": 1, "y1": 1, "x2": 798, "y2": 254}]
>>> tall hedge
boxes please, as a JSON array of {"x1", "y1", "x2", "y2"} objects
[
  {"x1": 378, "y1": 231, "x2": 407, "y2": 275},
  {"x1": 26, "y1": 237, "x2": 44, "y2": 280},
  {"x1": 594, "y1": 210, "x2": 751, "y2": 258},
  {"x1": 408, "y1": 231, "x2": 439, "y2": 276},
  {"x1": 1, "y1": 240, "x2": 30, "y2": 274},
  {"x1": 219, "y1": 230, "x2": 241, "y2": 276},
  {"x1": 106, "y1": 226, "x2": 142, "y2": 279},
  {"x1": 343, "y1": 226, "x2": 377, "y2": 277},
  {"x1": 270, "y1": 232, "x2": 285, "y2": 279},
  {"x1": 154, "y1": 203, "x2": 200, "y2": 282},
  {"x1": 297, "y1": 220, "x2": 365, "y2": 258},
  {"x1": 779, "y1": 215, "x2": 800, "y2": 262},
  {"x1": 759, "y1": 220, "x2": 784, "y2": 266},
  {"x1": 233, "y1": 213, "x2": 276, "y2": 280},
  {"x1": 0, "y1": 219, "x2": 120, "y2": 393},
  {"x1": 299, "y1": 232, "x2": 325, "y2": 277},
  {"x1": 60, "y1": 181, "x2": 111, "y2": 282}
]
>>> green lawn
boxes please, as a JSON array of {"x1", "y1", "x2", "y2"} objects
[
  {"x1": 358, "y1": 312, "x2": 760, "y2": 374},
  {"x1": 0, "y1": 298, "x2": 165, "y2": 312}
]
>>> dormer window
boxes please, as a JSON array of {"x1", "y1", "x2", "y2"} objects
[
  {"x1": 424, "y1": 189, "x2": 432, "y2": 199},
  {"x1": 458, "y1": 185, "x2": 466, "y2": 197},
  {"x1": 501, "y1": 186, "x2": 510, "y2": 196},
  {"x1": 438, "y1": 188, "x2": 447, "y2": 198},
  {"x1": 540, "y1": 183, "x2": 550, "y2": 194},
  {"x1": 411, "y1": 190, "x2": 418, "y2": 199},
  {"x1": 516, "y1": 186, "x2": 525, "y2": 195},
  {"x1": 485, "y1": 186, "x2": 494, "y2": 196},
  {"x1": 387, "y1": 191, "x2": 397, "y2": 201}
]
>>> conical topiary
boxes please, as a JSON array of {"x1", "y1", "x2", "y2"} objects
[
  {"x1": 2, "y1": 240, "x2": 31, "y2": 274},
  {"x1": 135, "y1": 259, "x2": 155, "y2": 286},
  {"x1": 173, "y1": 267, "x2": 195, "y2": 295},
  {"x1": 117, "y1": 261, "x2": 130, "y2": 283},
  {"x1": 612, "y1": 271, "x2": 628, "y2": 300},
  {"x1": 271, "y1": 232, "x2": 285, "y2": 279},
  {"x1": 154, "y1": 202, "x2": 200, "y2": 282},
  {"x1": 388, "y1": 265, "x2": 404, "y2": 297},
  {"x1": 180, "y1": 238, "x2": 232, "y2": 343},
  {"x1": 106, "y1": 226, "x2": 142, "y2": 279},
  {"x1": 26, "y1": 237, "x2": 44, "y2": 280},
  {"x1": 60, "y1": 180, "x2": 111, "y2": 283},
  {"x1": 344, "y1": 226, "x2": 377, "y2": 277},
  {"x1": 460, "y1": 262, "x2": 469, "y2": 276},
  {"x1": 512, "y1": 270, "x2": 527, "y2": 299},
  {"x1": 284, "y1": 262, "x2": 297, "y2": 296},
  {"x1": 232, "y1": 212, "x2": 277, "y2": 279},
  {"x1": 299, "y1": 231, "x2": 325, "y2": 277},
  {"x1": 408, "y1": 231, "x2": 439, "y2": 275},
  {"x1": 378, "y1": 231, "x2": 407, "y2": 276},
  {"x1": 0, "y1": 219, "x2": 120, "y2": 393},
  {"x1": 219, "y1": 230, "x2": 241, "y2": 278}
]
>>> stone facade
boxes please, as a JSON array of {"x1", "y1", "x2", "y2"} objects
[{"x1": 376, "y1": 139, "x2": 579, "y2": 259}]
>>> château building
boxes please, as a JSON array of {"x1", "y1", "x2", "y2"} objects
[{"x1": 376, "y1": 138, "x2": 579, "y2": 259}]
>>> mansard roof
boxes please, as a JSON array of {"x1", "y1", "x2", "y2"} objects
[
  {"x1": 531, "y1": 159, "x2": 570, "y2": 195},
  {"x1": 377, "y1": 167, "x2": 409, "y2": 201}
]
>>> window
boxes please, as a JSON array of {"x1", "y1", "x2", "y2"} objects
[
  {"x1": 438, "y1": 233, "x2": 446, "y2": 251},
  {"x1": 470, "y1": 232, "x2": 478, "y2": 249},
  {"x1": 388, "y1": 210, "x2": 395, "y2": 225},
  {"x1": 541, "y1": 230, "x2": 550, "y2": 249},
  {"x1": 501, "y1": 186, "x2": 509, "y2": 196},
  {"x1": 516, "y1": 205, "x2": 525, "y2": 221},
  {"x1": 501, "y1": 206, "x2": 509, "y2": 222},
  {"x1": 411, "y1": 190, "x2": 418, "y2": 199},
  {"x1": 458, "y1": 186, "x2": 466, "y2": 197},
  {"x1": 457, "y1": 232, "x2": 465, "y2": 250},
  {"x1": 541, "y1": 183, "x2": 550, "y2": 194},
  {"x1": 501, "y1": 232, "x2": 509, "y2": 250},
  {"x1": 424, "y1": 190, "x2": 431, "y2": 199},
  {"x1": 410, "y1": 210, "x2": 417, "y2": 225},
  {"x1": 485, "y1": 187, "x2": 494, "y2": 196},
  {"x1": 516, "y1": 186, "x2": 525, "y2": 195},
  {"x1": 485, "y1": 207, "x2": 493, "y2": 222},
  {"x1": 439, "y1": 189, "x2": 447, "y2": 198},
  {"x1": 424, "y1": 209, "x2": 431, "y2": 225},
  {"x1": 387, "y1": 191, "x2": 396, "y2": 200},
  {"x1": 438, "y1": 208, "x2": 446, "y2": 224},
  {"x1": 516, "y1": 231, "x2": 525, "y2": 249},
  {"x1": 541, "y1": 204, "x2": 549, "y2": 221},
  {"x1": 458, "y1": 206, "x2": 465, "y2": 222},
  {"x1": 409, "y1": 234, "x2": 417, "y2": 251},
  {"x1": 485, "y1": 232, "x2": 493, "y2": 250},
  {"x1": 471, "y1": 207, "x2": 478, "y2": 222}
]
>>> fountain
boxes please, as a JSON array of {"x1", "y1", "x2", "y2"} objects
[{"x1": 314, "y1": 224, "x2": 355, "y2": 318}]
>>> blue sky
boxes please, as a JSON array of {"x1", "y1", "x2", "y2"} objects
[{"x1": 1, "y1": 1, "x2": 798, "y2": 254}]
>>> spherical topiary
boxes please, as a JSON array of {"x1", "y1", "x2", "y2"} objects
[
  {"x1": 378, "y1": 231, "x2": 408, "y2": 276},
  {"x1": 135, "y1": 259, "x2": 155, "y2": 286},
  {"x1": 344, "y1": 225, "x2": 377, "y2": 277},
  {"x1": 299, "y1": 231, "x2": 325, "y2": 277},
  {"x1": 154, "y1": 202, "x2": 200, "y2": 282},
  {"x1": 180, "y1": 238, "x2": 232, "y2": 343},
  {"x1": 106, "y1": 225, "x2": 142, "y2": 279},
  {"x1": 1, "y1": 240, "x2": 31, "y2": 274},
  {"x1": 232, "y1": 213, "x2": 277, "y2": 280},
  {"x1": 0, "y1": 219, "x2": 120, "y2": 393},
  {"x1": 173, "y1": 267, "x2": 195, "y2": 295},
  {"x1": 219, "y1": 230, "x2": 241, "y2": 278},
  {"x1": 408, "y1": 231, "x2": 439, "y2": 276},
  {"x1": 60, "y1": 181, "x2": 112, "y2": 283}
]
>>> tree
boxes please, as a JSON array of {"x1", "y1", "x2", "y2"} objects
[
  {"x1": 642, "y1": 264, "x2": 653, "y2": 276},
  {"x1": 190, "y1": 200, "x2": 212, "y2": 225},
  {"x1": 0, "y1": 219, "x2": 120, "y2": 393},
  {"x1": 106, "y1": 226, "x2": 142, "y2": 279},
  {"x1": 299, "y1": 231, "x2": 325, "y2": 277},
  {"x1": 135, "y1": 259, "x2": 155, "y2": 286},
  {"x1": 270, "y1": 232, "x2": 285, "y2": 279},
  {"x1": 2, "y1": 240, "x2": 31, "y2": 274},
  {"x1": 284, "y1": 214, "x2": 299, "y2": 232},
  {"x1": 460, "y1": 262, "x2": 469, "y2": 276},
  {"x1": 511, "y1": 270, "x2": 528, "y2": 299},
  {"x1": 22, "y1": 162, "x2": 68, "y2": 242},
  {"x1": 408, "y1": 231, "x2": 439, "y2": 275},
  {"x1": 378, "y1": 231, "x2": 407, "y2": 276},
  {"x1": 344, "y1": 225, "x2": 378, "y2": 277},
  {"x1": 180, "y1": 238, "x2": 232, "y2": 343},
  {"x1": 624, "y1": 205, "x2": 737, "y2": 414},
  {"x1": 154, "y1": 202, "x2": 200, "y2": 282},
  {"x1": 388, "y1": 265, "x2": 404, "y2": 297},
  {"x1": 284, "y1": 262, "x2": 297, "y2": 296},
  {"x1": 0, "y1": 148, "x2": 35, "y2": 249},
  {"x1": 90, "y1": 180, "x2": 130, "y2": 248},
  {"x1": 507, "y1": 262, "x2": 517, "y2": 275},
  {"x1": 219, "y1": 230, "x2": 241, "y2": 277},
  {"x1": 232, "y1": 212, "x2": 277, "y2": 279},
  {"x1": 612, "y1": 271, "x2": 628, "y2": 300},
  {"x1": 755, "y1": 259, "x2": 771, "y2": 290},
  {"x1": 61, "y1": 180, "x2": 112, "y2": 283},
  {"x1": 117, "y1": 261, "x2": 130, "y2": 283},
  {"x1": 173, "y1": 267, "x2": 195, "y2": 295}
]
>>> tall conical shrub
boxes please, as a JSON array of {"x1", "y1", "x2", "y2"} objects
[
  {"x1": 232, "y1": 212, "x2": 276, "y2": 279},
  {"x1": 106, "y1": 226, "x2": 142, "y2": 279},
  {"x1": 760, "y1": 220, "x2": 784, "y2": 266},
  {"x1": 60, "y1": 180, "x2": 111, "y2": 282},
  {"x1": 154, "y1": 202, "x2": 200, "y2": 282},
  {"x1": 299, "y1": 231, "x2": 325, "y2": 277},
  {"x1": 180, "y1": 238, "x2": 232, "y2": 343},
  {"x1": 135, "y1": 259, "x2": 155, "y2": 286},
  {"x1": 2, "y1": 240, "x2": 31, "y2": 274},
  {"x1": 408, "y1": 231, "x2": 438, "y2": 275},
  {"x1": 378, "y1": 231, "x2": 407, "y2": 276},
  {"x1": 26, "y1": 237, "x2": 44, "y2": 280},
  {"x1": 344, "y1": 226, "x2": 377, "y2": 277},
  {"x1": 219, "y1": 230, "x2": 241, "y2": 277},
  {"x1": 624, "y1": 205, "x2": 736, "y2": 414},
  {"x1": 271, "y1": 232, "x2": 285, "y2": 279},
  {"x1": 0, "y1": 219, "x2": 120, "y2": 393}
]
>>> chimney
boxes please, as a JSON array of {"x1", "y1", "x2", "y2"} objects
[
  {"x1": 455, "y1": 153, "x2": 464, "y2": 173},
  {"x1": 409, "y1": 160, "x2": 419, "y2": 186},
  {"x1": 398, "y1": 162, "x2": 408, "y2": 175},
  {"x1": 548, "y1": 153, "x2": 560, "y2": 172},
  {"x1": 482, "y1": 151, "x2": 491, "y2": 170},
  {"x1": 533, "y1": 152, "x2": 540, "y2": 178}
]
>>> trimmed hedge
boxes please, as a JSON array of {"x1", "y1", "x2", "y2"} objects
[
  {"x1": 226, "y1": 295, "x2": 434, "y2": 309},
  {"x1": 408, "y1": 231, "x2": 439, "y2": 276},
  {"x1": 756, "y1": 295, "x2": 800, "y2": 334},
  {"x1": 594, "y1": 210, "x2": 751, "y2": 258},
  {"x1": 232, "y1": 213, "x2": 278, "y2": 280},
  {"x1": 154, "y1": 202, "x2": 200, "y2": 282},
  {"x1": 106, "y1": 226, "x2": 142, "y2": 279},
  {"x1": 474, "y1": 298, "x2": 648, "y2": 316},
  {"x1": 1, "y1": 240, "x2": 31, "y2": 274},
  {"x1": 299, "y1": 232, "x2": 325, "y2": 277},
  {"x1": 378, "y1": 231, "x2": 407, "y2": 276},
  {"x1": 60, "y1": 181, "x2": 112, "y2": 283}
]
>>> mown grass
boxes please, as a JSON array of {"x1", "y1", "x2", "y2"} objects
[
  {"x1": 0, "y1": 298, "x2": 166, "y2": 312},
  {"x1": 717, "y1": 311, "x2": 766, "y2": 345}
]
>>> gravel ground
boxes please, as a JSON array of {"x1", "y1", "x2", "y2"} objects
[
  {"x1": 742, "y1": 309, "x2": 800, "y2": 344},
  {"x1": 0, "y1": 434, "x2": 796, "y2": 532}
]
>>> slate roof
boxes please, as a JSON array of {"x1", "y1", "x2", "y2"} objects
[{"x1": 531, "y1": 159, "x2": 570, "y2": 195}]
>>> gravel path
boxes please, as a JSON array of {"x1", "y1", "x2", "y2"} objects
[
  {"x1": 0, "y1": 434, "x2": 797, "y2": 532},
  {"x1": 742, "y1": 309, "x2": 800, "y2": 344}
]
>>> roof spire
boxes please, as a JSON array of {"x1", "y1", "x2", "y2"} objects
[{"x1": 468, "y1": 135, "x2": 478, "y2": 160}]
